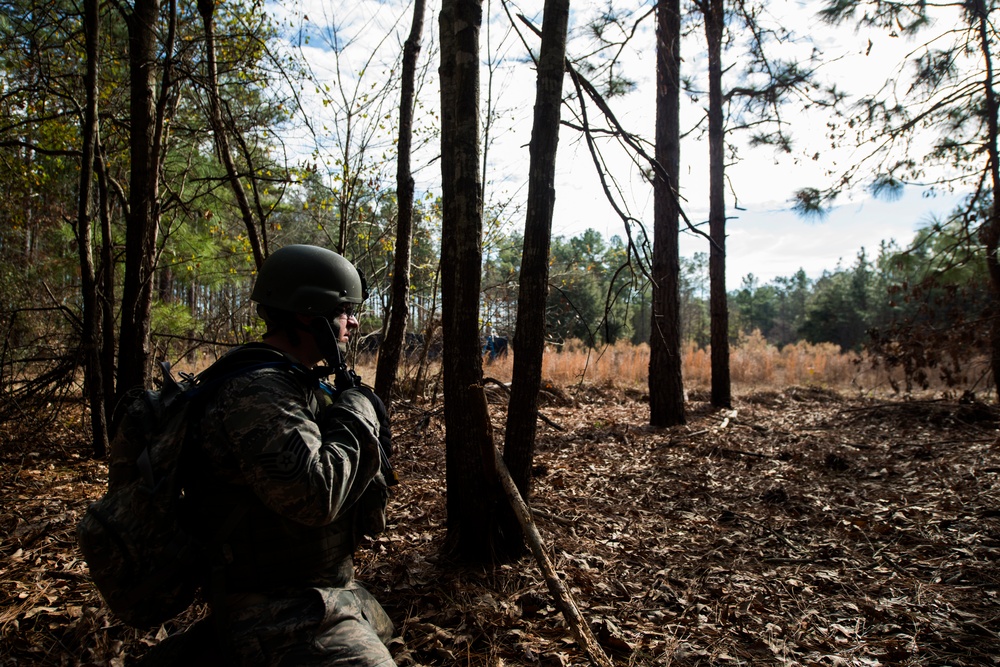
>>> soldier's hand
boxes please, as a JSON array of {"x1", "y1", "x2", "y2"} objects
[{"x1": 351, "y1": 386, "x2": 392, "y2": 458}]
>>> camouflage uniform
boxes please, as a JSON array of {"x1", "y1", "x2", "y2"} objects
[{"x1": 137, "y1": 347, "x2": 395, "y2": 666}]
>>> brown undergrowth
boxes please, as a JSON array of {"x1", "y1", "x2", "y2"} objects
[{"x1": 2, "y1": 386, "x2": 999, "y2": 666}]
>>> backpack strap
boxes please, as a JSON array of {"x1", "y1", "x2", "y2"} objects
[{"x1": 191, "y1": 344, "x2": 301, "y2": 391}]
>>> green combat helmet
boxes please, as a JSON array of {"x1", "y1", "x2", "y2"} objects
[{"x1": 251, "y1": 244, "x2": 366, "y2": 316}]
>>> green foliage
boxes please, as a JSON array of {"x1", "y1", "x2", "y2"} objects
[
  {"x1": 545, "y1": 229, "x2": 640, "y2": 348},
  {"x1": 727, "y1": 199, "x2": 992, "y2": 392},
  {"x1": 482, "y1": 227, "x2": 522, "y2": 336},
  {"x1": 799, "y1": 266, "x2": 869, "y2": 351},
  {"x1": 3, "y1": 0, "x2": 994, "y2": 410},
  {"x1": 576, "y1": 4, "x2": 641, "y2": 98},
  {"x1": 732, "y1": 248, "x2": 890, "y2": 353},
  {"x1": 547, "y1": 263, "x2": 603, "y2": 346},
  {"x1": 151, "y1": 300, "x2": 199, "y2": 338},
  {"x1": 0, "y1": 0, "x2": 315, "y2": 378},
  {"x1": 866, "y1": 206, "x2": 992, "y2": 391},
  {"x1": 733, "y1": 274, "x2": 777, "y2": 342}
]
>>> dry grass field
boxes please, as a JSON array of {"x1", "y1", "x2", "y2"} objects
[{"x1": 353, "y1": 334, "x2": 986, "y2": 402}]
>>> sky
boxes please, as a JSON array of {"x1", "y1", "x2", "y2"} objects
[
  {"x1": 271, "y1": 0, "x2": 973, "y2": 290},
  {"x1": 546, "y1": 132, "x2": 968, "y2": 288}
]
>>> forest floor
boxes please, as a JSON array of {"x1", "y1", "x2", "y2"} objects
[{"x1": 2, "y1": 383, "x2": 1000, "y2": 666}]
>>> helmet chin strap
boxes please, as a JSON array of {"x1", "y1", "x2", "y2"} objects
[{"x1": 305, "y1": 317, "x2": 356, "y2": 390}]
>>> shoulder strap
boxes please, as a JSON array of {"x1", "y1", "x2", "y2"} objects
[
  {"x1": 168, "y1": 346, "x2": 302, "y2": 476},
  {"x1": 189, "y1": 344, "x2": 308, "y2": 398}
]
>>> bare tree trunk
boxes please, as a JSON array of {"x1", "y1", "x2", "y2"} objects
[
  {"x1": 117, "y1": 0, "x2": 164, "y2": 399},
  {"x1": 649, "y1": 0, "x2": 686, "y2": 426},
  {"x1": 440, "y1": 0, "x2": 504, "y2": 563},
  {"x1": 412, "y1": 266, "x2": 440, "y2": 401},
  {"x1": 197, "y1": 0, "x2": 266, "y2": 269},
  {"x1": 376, "y1": 0, "x2": 426, "y2": 405},
  {"x1": 78, "y1": 0, "x2": 108, "y2": 458},
  {"x1": 973, "y1": 2, "x2": 1000, "y2": 401},
  {"x1": 704, "y1": 0, "x2": 731, "y2": 409},
  {"x1": 95, "y1": 143, "x2": 117, "y2": 421},
  {"x1": 501, "y1": 0, "x2": 570, "y2": 556}
]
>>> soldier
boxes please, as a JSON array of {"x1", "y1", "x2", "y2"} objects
[{"x1": 137, "y1": 245, "x2": 395, "y2": 666}]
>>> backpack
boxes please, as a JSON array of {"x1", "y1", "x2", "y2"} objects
[{"x1": 76, "y1": 346, "x2": 293, "y2": 629}]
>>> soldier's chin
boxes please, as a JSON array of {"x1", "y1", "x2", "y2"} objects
[{"x1": 338, "y1": 342, "x2": 349, "y2": 356}]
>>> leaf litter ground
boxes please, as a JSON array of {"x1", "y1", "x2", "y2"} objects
[{"x1": 2, "y1": 385, "x2": 999, "y2": 666}]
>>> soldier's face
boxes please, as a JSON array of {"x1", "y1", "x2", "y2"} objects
[{"x1": 330, "y1": 309, "x2": 359, "y2": 344}]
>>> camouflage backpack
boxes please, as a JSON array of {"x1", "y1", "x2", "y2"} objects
[{"x1": 76, "y1": 347, "x2": 292, "y2": 629}]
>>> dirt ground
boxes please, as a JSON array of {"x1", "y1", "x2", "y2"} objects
[{"x1": 2, "y1": 384, "x2": 1000, "y2": 666}]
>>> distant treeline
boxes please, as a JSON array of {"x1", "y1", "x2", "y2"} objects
[{"x1": 1, "y1": 184, "x2": 986, "y2": 412}]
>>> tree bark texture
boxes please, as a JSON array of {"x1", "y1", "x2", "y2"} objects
[
  {"x1": 502, "y1": 0, "x2": 570, "y2": 551},
  {"x1": 705, "y1": 0, "x2": 732, "y2": 409},
  {"x1": 649, "y1": 0, "x2": 686, "y2": 427},
  {"x1": 117, "y1": 0, "x2": 163, "y2": 400},
  {"x1": 439, "y1": 0, "x2": 504, "y2": 562},
  {"x1": 376, "y1": 0, "x2": 426, "y2": 405},
  {"x1": 79, "y1": 0, "x2": 108, "y2": 458}
]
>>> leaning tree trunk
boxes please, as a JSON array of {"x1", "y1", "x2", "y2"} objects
[
  {"x1": 705, "y1": 0, "x2": 731, "y2": 409},
  {"x1": 649, "y1": 0, "x2": 686, "y2": 427},
  {"x1": 117, "y1": 0, "x2": 163, "y2": 401},
  {"x1": 501, "y1": 0, "x2": 570, "y2": 557},
  {"x1": 376, "y1": 0, "x2": 426, "y2": 405},
  {"x1": 439, "y1": 0, "x2": 503, "y2": 563},
  {"x1": 197, "y1": 0, "x2": 266, "y2": 270}
]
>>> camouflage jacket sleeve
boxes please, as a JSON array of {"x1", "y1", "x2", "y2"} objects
[{"x1": 216, "y1": 368, "x2": 381, "y2": 527}]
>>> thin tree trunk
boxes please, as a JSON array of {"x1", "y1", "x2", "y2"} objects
[
  {"x1": 95, "y1": 143, "x2": 116, "y2": 422},
  {"x1": 501, "y1": 0, "x2": 570, "y2": 555},
  {"x1": 440, "y1": 0, "x2": 502, "y2": 563},
  {"x1": 78, "y1": 0, "x2": 108, "y2": 458},
  {"x1": 705, "y1": 0, "x2": 731, "y2": 409},
  {"x1": 412, "y1": 266, "x2": 440, "y2": 401},
  {"x1": 649, "y1": 0, "x2": 686, "y2": 426},
  {"x1": 376, "y1": 0, "x2": 426, "y2": 404},
  {"x1": 197, "y1": 0, "x2": 266, "y2": 269},
  {"x1": 973, "y1": 1, "x2": 1000, "y2": 402}
]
